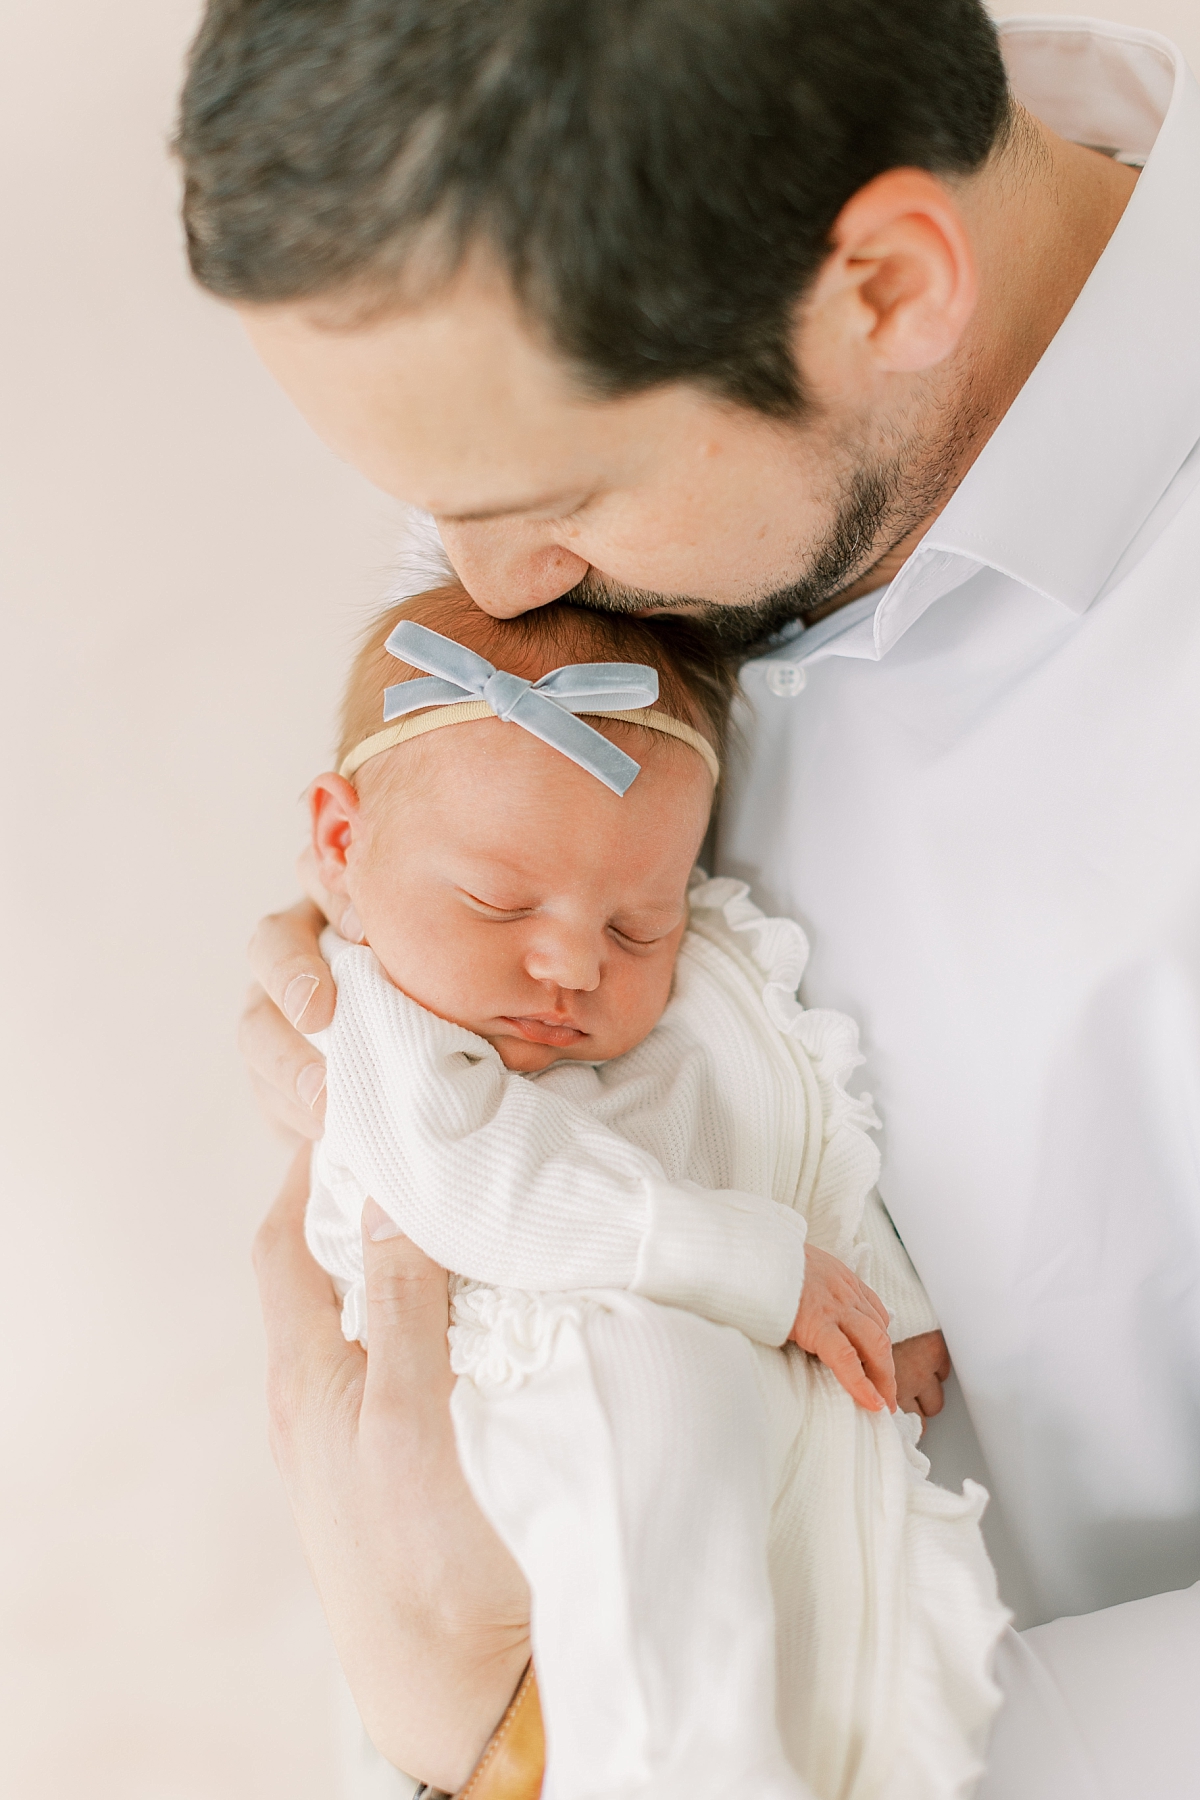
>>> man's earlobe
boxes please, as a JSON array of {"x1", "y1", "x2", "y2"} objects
[{"x1": 309, "y1": 772, "x2": 361, "y2": 892}]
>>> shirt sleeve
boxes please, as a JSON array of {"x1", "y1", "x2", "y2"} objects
[{"x1": 316, "y1": 945, "x2": 807, "y2": 1346}]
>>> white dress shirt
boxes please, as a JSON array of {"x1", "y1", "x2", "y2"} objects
[{"x1": 720, "y1": 16, "x2": 1200, "y2": 1627}]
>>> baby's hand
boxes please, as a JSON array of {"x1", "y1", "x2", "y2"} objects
[{"x1": 789, "y1": 1245, "x2": 897, "y2": 1414}]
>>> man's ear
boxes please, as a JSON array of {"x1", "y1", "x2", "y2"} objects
[
  {"x1": 308, "y1": 772, "x2": 361, "y2": 897},
  {"x1": 797, "y1": 167, "x2": 978, "y2": 387}
]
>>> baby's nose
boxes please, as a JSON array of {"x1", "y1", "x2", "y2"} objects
[{"x1": 525, "y1": 932, "x2": 602, "y2": 993}]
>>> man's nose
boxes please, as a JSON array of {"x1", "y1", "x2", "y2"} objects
[
  {"x1": 525, "y1": 928, "x2": 603, "y2": 995},
  {"x1": 437, "y1": 521, "x2": 590, "y2": 617}
]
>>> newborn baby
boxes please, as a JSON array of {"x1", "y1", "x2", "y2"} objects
[{"x1": 304, "y1": 584, "x2": 1007, "y2": 1800}]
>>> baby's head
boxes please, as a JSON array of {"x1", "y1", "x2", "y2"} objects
[{"x1": 311, "y1": 584, "x2": 734, "y2": 1071}]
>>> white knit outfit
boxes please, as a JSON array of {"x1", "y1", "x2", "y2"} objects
[{"x1": 307, "y1": 877, "x2": 1008, "y2": 1800}]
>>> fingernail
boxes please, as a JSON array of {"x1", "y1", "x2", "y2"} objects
[
  {"x1": 340, "y1": 903, "x2": 364, "y2": 944},
  {"x1": 363, "y1": 1197, "x2": 400, "y2": 1241},
  {"x1": 283, "y1": 972, "x2": 320, "y2": 1028},
  {"x1": 296, "y1": 1061, "x2": 326, "y2": 1111}
]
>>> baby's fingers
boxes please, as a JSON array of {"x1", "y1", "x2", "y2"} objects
[
  {"x1": 857, "y1": 1279, "x2": 891, "y2": 1335},
  {"x1": 815, "y1": 1327, "x2": 888, "y2": 1412},
  {"x1": 844, "y1": 1311, "x2": 898, "y2": 1412}
]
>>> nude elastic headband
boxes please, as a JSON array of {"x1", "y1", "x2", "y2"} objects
[{"x1": 338, "y1": 621, "x2": 720, "y2": 795}]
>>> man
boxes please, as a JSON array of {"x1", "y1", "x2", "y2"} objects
[{"x1": 180, "y1": 3, "x2": 1200, "y2": 1794}]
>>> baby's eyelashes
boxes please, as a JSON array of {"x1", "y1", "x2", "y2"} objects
[
  {"x1": 459, "y1": 889, "x2": 538, "y2": 921},
  {"x1": 456, "y1": 888, "x2": 683, "y2": 951},
  {"x1": 608, "y1": 925, "x2": 667, "y2": 950},
  {"x1": 606, "y1": 912, "x2": 683, "y2": 951}
]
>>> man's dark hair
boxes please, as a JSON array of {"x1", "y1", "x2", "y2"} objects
[{"x1": 177, "y1": 0, "x2": 1010, "y2": 416}]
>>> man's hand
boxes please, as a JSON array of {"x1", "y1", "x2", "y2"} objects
[
  {"x1": 256, "y1": 1151, "x2": 531, "y2": 1790},
  {"x1": 892, "y1": 1330, "x2": 951, "y2": 1428},
  {"x1": 241, "y1": 849, "x2": 344, "y2": 1139},
  {"x1": 789, "y1": 1245, "x2": 897, "y2": 1413}
]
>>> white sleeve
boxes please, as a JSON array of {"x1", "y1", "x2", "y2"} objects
[
  {"x1": 855, "y1": 1189, "x2": 940, "y2": 1342},
  {"x1": 316, "y1": 945, "x2": 807, "y2": 1346}
]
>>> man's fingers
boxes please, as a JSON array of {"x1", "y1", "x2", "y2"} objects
[
  {"x1": 241, "y1": 896, "x2": 334, "y2": 1134},
  {"x1": 247, "y1": 1066, "x2": 322, "y2": 1144},
  {"x1": 359, "y1": 1202, "x2": 455, "y2": 1438},
  {"x1": 248, "y1": 897, "x2": 337, "y2": 1035},
  {"x1": 254, "y1": 1146, "x2": 342, "y2": 1341},
  {"x1": 253, "y1": 1146, "x2": 362, "y2": 1458},
  {"x1": 240, "y1": 982, "x2": 328, "y2": 1129}
]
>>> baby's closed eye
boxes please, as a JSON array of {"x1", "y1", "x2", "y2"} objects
[
  {"x1": 609, "y1": 924, "x2": 670, "y2": 949},
  {"x1": 459, "y1": 888, "x2": 538, "y2": 921}
]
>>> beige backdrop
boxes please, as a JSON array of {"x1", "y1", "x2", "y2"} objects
[{"x1": 2, "y1": 5, "x2": 1196, "y2": 1796}]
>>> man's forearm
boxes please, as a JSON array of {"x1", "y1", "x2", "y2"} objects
[
  {"x1": 254, "y1": 1163, "x2": 533, "y2": 1794},
  {"x1": 337, "y1": 1616, "x2": 531, "y2": 1793}
]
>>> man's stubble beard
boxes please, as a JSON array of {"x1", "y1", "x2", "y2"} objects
[{"x1": 561, "y1": 392, "x2": 984, "y2": 654}]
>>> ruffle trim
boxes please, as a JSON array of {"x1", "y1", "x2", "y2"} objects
[
  {"x1": 448, "y1": 1276, "x2": 598, "y2": 1393},
  {"x1": 687, "y1": 872, "x2": 879, "y2": 1137},
  {"x1": 686, "y1": 874, "x2": 882, "y2": 1252},
  {"x1": 885, "y1": 1417, "x2": 1010, "y2": 1800},
  {"x1": 326, "y1": 1272, "x2": 594, "y2": 1387}
]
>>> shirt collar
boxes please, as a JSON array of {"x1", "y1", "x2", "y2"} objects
[{"x1": 764, "y1": 17, "x2": 1200, "y2": 675}]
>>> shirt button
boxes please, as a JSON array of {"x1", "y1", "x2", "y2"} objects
[{"x1": 764, "y1": 662, "x2": 807, "y2": 697}]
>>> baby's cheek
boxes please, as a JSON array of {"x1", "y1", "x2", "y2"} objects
[
  {"x1": 605, "y1": 957, "x2": 677, "y2": 1056},
  {"x1": 358, "y1": 904, "x2": 451, "y2": 1004}
]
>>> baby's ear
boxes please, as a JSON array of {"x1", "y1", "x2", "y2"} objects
[{"x1": 308, "y1": 773, "x2": 360, "y2": 895}]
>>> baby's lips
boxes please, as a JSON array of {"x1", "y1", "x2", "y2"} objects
[{"x1": 499, "y1": 1014, "x2": 588, "y2": 1047}]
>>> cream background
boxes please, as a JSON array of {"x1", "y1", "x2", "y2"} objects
[{"x1": 1, "y1": 5, "x2": 1195, "y2": 1796}]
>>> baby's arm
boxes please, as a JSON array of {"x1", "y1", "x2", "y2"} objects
[{"x1": 314, "y1": 944, "x2": 809, "y2": 1346}]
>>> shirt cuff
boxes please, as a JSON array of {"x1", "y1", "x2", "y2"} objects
[{"x1": 631, "y1": 1182, "x2": 808, "y2": 1344}]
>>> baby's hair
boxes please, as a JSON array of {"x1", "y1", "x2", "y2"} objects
[{"x1": 337, "y1": 583, "x2": 737, "y2": 782}]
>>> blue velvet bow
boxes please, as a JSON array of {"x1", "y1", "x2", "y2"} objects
[{"x1": 383, "y1": 620, "x2": 660, "y2": 796}]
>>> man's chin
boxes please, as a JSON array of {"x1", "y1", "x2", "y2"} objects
[
  {"x1": 562, "y1": 577, "x2": 824, "y2": 654},
  {"x1": 559, "y1": 457, "x2": 925, "y2": 653}
]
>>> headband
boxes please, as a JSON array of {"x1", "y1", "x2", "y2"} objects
[{"x1": 338, "y1": 621, "x2": 720, "y2": 795}]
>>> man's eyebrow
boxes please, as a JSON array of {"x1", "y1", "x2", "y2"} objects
[{"x1": 435, "y1": 489, "x2": 588, "y2": 524}]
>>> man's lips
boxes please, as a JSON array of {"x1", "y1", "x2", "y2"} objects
[{"x1": 497, "y1": 1014, "x2": 588, "y2": 1048}]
